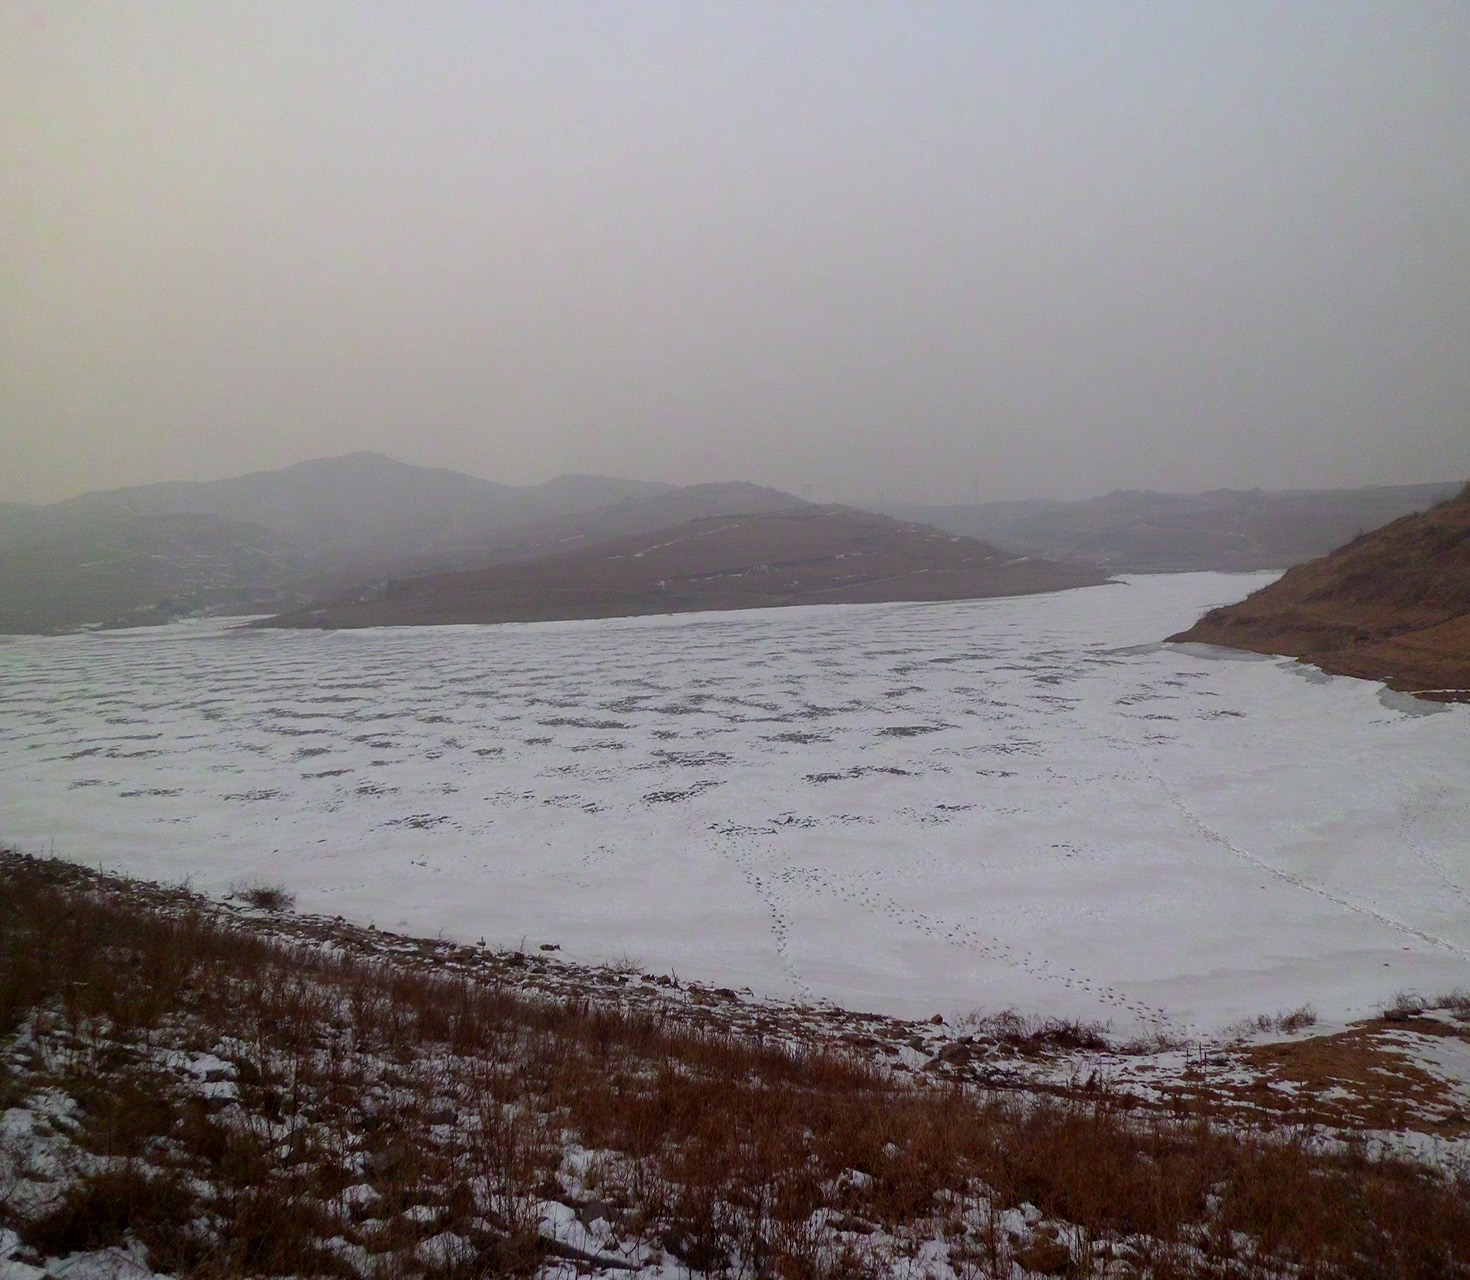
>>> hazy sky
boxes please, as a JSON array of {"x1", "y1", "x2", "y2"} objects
[{"x1": 3, "y1": 3, "x2": 1468, "y2": 505}]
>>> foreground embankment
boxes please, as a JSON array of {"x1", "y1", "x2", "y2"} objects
[{"x1": 3, "y1": 853, "x2": 1469, "y2": 1279}]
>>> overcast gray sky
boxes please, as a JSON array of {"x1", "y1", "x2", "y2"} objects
[{"x1": 2, "y1": 2, "x2": 1467, "y2": 505}]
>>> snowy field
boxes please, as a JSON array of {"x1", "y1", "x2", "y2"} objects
[{"x1": 1, "y1": 572, "x2": 1467, "y2": 1038}]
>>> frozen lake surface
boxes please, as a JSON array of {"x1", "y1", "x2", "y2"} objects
[{"x1": 2, "y1": 572, "x2": 1467, "y2": 1036}]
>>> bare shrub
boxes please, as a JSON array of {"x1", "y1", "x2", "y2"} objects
[
  {"x1": 1437, "y1": 988, "x2": 1470, "y2": 1019},
  {"x1": 1382, "y1": 991, "x2": 1428, "y2": 1021},
  {"x1": 1224, "y1": 1004, "x2": 1320, "y2": 1041},
  {"x1": 22, "y1": 1165, "x2": 198, "y2": 1264},
  {"x1": 1277, "y1": 1003, "x2": 1317, "y2": 1033},
  {"x1": 233, "y1": 880, "x2": 295, "y2": 912},
  {"x1": 961, "y1": 1008, "x2": 1111, "y2": 1054}
]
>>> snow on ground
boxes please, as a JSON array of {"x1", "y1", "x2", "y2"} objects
[{"x1": 1, "y1": 572, "x2": 1467, "y2": 1038}]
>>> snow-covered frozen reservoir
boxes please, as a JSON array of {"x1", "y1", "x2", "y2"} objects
[{"x1": 2, "y1": 572, "x2": 1466, "y2": 1036}]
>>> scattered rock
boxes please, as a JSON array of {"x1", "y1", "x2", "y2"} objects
[{"x1": 1015, "y1": 1238, "x2": 1073, "y2": 1274}]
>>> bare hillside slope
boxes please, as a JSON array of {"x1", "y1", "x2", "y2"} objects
[
  {"x1": 1170, "y1": 483, "x2": 1470, "y2": 700},
  {"x1": 262, "y1": 506, "x2": 1110, "y2": 628}
]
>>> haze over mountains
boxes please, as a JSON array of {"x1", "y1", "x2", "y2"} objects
[
  {"x1": 882, "y1": 483, "x2": 1461, "y2": 573},
  {"x1": 0, "y1": 455, "x2": 800, "y2": 632},
  {"x1": 0, "y1": 453, "x2": 1460, "y2": 634},
  {"x1": 5, "y1": 452, "x2": 671, "y2": 558}
]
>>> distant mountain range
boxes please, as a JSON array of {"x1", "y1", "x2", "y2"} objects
[
  {"x1": 260, "y1": 506, "x2": 1108, "y2": 629},
  {"x1": 0, "y1": 455, "x2": 805, "y2": 632},
  {"x1": 879, "y1": 483, "x2": 1461, "y2": 573},
  {"x1": 1170, "y1": 483, "x2": 1470, "y2": 701},
  {"x1": 30, "y1": 452, "x2": 673, "y2": 558},
  {"x1": 0, "y1": 455, "x2": 1460, "y2": 633}
]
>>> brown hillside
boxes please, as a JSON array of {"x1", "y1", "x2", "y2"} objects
[
  {"x1": 1169, "y1": 483, "x2": 1470, "y2": 701},
  {"x1": 260, "y1": 506, "x2": 1110, "y2": 629}
]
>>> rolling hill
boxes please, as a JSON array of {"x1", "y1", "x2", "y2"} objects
[
  {"x1": 261, "y1": 506, "x2": 1111, "y2": 629},
  {"x1": 1169, "y1": 483, "x2": 1470, "y2": 701},
  {"x1": 376, "y1": 481, "x2": 810, "y2": 575}
]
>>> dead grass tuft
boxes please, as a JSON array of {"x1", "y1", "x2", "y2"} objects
[
  {"x1": 1276, "y1": 1003, "x2": 1317, "y2": 1033},
  {"x1": 1437, "y1": 988, "x2": 1470, "y2": 1019},
  {"x1": 1382, "y1": 991, "x2": 1430, "y2": 1021},
  {"x1": 1226, "y1": 1004, "x2": 1320, "y2": 1040},
  {"x1": 232, "y1": 879, "x2": 296, "y2": 912},
  {"x1": 23, "y1": 1165, "x2": 199, "y2": 1264},
  {"x1": 960, "y1": 1009, "x2": 1112, "y2": 1055}
]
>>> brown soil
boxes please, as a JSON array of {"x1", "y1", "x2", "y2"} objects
[
  {"x1": 259, "y1": 506, "x2": 1110, "y2": 629},
  {"x1": 1169, "y1": 483, "x2": 1470, "y2": 701}
]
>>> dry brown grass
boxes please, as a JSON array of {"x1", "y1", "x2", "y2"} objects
[
  {"x1": 1169, "y1": 482, "x2": 1470, "y2": 700},
  {"x1": 2, "y1": 851, "x2": 1468, "y2": 1278}
]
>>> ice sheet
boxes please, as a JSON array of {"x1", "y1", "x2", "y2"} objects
[{"x1": 2, "y1": 572, "x2": 1467, "y2": 1036}]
